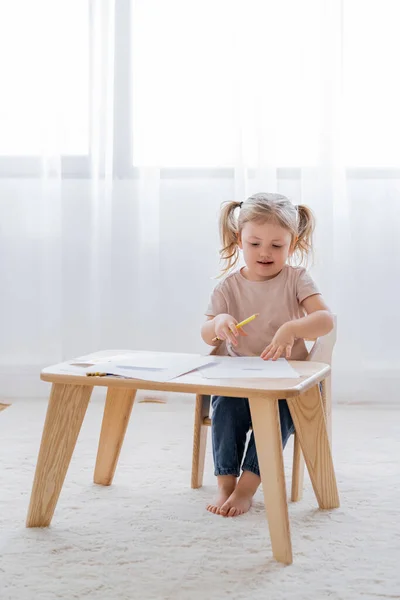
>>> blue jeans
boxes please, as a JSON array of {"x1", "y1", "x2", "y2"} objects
[{"x1": 211, "y1": 396, "x2": 295, "y2": 478}]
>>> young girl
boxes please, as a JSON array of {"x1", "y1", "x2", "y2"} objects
[{"x1": 201, "y1": 192, "x2": 334, "y2": 518}]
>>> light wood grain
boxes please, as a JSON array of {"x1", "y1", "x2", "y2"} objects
[
  {"x1": 287, "y1": 385, "x2": 339, "y2": 510},
  {"x1": 321, "y1": 376, "x2": 332, "y2": 444},
  {"x1": 41, "y1": 355, "x2": 330, "y2": 399},
  {"x1": 290, "y1": 319, "x2": 336, "y2": 502},
  {"x1": 249, "y1": 396, "x2": 293, "y2": 565},
  {"x1": 290, "y1": 377, "x2": 332, "y2": 502},
  {"x1": 291, "y1": 434, "x2": 305, "y2": 502},
  {"x1": 94, "y1": 388, "x2": 136, "y2": 486},
  {"x1": 26, "y1": 383, "x2": 93, "y2": 527},
  {"x1": 191, "y1": 394, "x2": 211, "y2": 489}
]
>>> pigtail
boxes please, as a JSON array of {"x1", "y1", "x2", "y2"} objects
[
  {"x1": 295, "y1": 204, "x2": 315, "y2": 265},
  {"x1": 219, "y1": 200, "x2": 242, "y2": 276}
]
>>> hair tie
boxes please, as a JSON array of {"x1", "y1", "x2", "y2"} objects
[{"x1": 239, "y1": 202, "x2": 243, "y2": 208}]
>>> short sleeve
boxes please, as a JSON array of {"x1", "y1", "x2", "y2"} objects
[
  {"x1": 205, "y1": 284, "x2": 228, "y2": 317},
  {"x1": 296, "y1": 269, "x2": 320, "y2": 304}
]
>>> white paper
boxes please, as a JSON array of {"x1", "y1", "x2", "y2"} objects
[
  {"x1": 199, "y1": 357, "x2": 300, "y2": 379},
  {"x1": 70, "y1": 353, "x2": 147, "y2": 366},
  {"x1": 85, "y1": 354, "x2": 214, "y2": 382}
]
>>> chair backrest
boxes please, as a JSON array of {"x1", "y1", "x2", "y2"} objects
[
  {"x1": 306, "y1": 315, "x2": 337, "y2": 441},
  {"x1": 306, "y1": 314, "x2": 337, "y2": 366}
]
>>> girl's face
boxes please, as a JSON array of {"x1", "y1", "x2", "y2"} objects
[{"x1": 238, "y1": 220, "x2": 293, "y2": 281}]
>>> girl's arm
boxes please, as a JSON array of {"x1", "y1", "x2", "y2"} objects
[
  {"x1": 261, "y1": 294, "x2": 334, "y2": 360},
  {"x1": 290, "y1": 294, "x2": 334, "y2": 340}
]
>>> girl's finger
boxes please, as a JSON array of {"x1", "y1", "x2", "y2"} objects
[
  {"x1": 260, "y1": 344, "x2": 272, "y2": 359},
  {"x1": 263, "y1": 345, "x2": 276, "y2": 361},
  {"x1": 225, "y1": 328, "x2": 238, "y2": 346},
  {"x1": 228, "y1": 323, "x2": 239, "y2": 337},
  {"x1": 272, "y1": 346, "x2": 284, "y2": 361},
  {"x1": 286, "y1": 346, "x2": 292, "y2": 359},
  {"x1": 265, "y1": 344, "x2": 276, "y2": 360}
]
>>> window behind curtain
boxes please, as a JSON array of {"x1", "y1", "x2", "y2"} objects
[
  {"x1": 0, "y1": 0, "x2": 89, "y2": 156},
  {"x1": 1, "y1": 0, "x2": 399, "y2": 167},
  {"x1": 344, "y1": 0, "x2": 400, "y2": 167},
  {"x1": 131, "y1": 0, "x2": 400, "y2": 168},
  {"x1": 131, "y1": 0, "x2": 321, "y2": 168}
]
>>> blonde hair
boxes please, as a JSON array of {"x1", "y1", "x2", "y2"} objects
[{"x1": 219, "y1": 192, "x2": 315, "y2": 276}]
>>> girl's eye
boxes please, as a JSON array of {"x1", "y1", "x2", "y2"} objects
[
  {"x1": 272, "y1": 245, "x2": 282, "y2": 248},
  {"x1": 250, "y1": 243, "x2": 260, "y2": 247}
]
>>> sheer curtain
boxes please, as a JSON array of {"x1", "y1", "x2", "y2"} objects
[{"x1": 0, "y1": 0, "x2": 399, "y2": 401}]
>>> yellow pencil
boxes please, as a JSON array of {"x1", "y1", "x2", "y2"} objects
[
  {"x1": 212, "y1": 313, "x2": 259, "y2": 342},
  {"x1": 86, "y1": 372, "x2": 108, "y2": 377}
]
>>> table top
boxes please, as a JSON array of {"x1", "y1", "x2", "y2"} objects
[{"x1": 40, "y1": 350, "x2": 330, "y2": 399}]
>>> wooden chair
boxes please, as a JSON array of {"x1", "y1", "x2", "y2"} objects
[{"x1": 191, "y1": 318, "x2": 337, "y2": 501}]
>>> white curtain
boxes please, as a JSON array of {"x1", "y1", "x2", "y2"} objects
[{"x1": 1, "y1": 0, "x2": 399, "y2": 401}]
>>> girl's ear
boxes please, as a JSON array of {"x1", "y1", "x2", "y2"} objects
[
  {"x1": 289, "y1": 236, "x2": 298, "y2": 255},
  {"x1": 237, "y1": 232, "x2": 243, "y2": 250}
]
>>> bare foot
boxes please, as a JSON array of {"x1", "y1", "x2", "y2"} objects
[
  {"x1": 219, "y1": 470, "x2": 261, "y2": 517},
  {"x1": 206, "y1": 475, "x2": 237, "y2": 515}
]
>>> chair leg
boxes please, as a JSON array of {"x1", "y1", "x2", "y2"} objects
[
  {"x1": 291, "y1": 377, "x2": 332, "y2": 502},
  {"x1": 321, "y1": 376, "x2": 332, "y2": 444},
  {"x1": 191, "y1": 394, "x2": 210, "y2": 489},
  {"x1": 287, "y1": 385, "x2": 339, "y2": 510},
  {"x1": 291, "y1": 433, "x2": 305, "y2": 502}
]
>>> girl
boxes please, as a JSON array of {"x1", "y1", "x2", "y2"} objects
[{"x1": 201, "y1": 192, "x2": 334, "y2": 517}]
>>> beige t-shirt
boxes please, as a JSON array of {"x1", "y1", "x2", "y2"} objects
[{"x1": 205, "y1": 265, "x2": 320, "y2": 360}]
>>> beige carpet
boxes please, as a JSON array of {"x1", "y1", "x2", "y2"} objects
[{"x1": 0, "y1": 398, "x2": 399, "y2": 600}]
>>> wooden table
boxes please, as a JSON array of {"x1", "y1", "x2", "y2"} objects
[{"x1": 27, "y1": 350, "x2": 339, "y2": 565}]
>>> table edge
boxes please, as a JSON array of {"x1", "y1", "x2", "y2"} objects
[{"x1": 40, "y1": 362, "x2": 331, "y2": 399}]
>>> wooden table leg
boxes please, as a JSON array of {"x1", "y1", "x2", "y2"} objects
[
  {"x1": 94, "y1": 387, "x2": 136, "y2": 486},
  {"x1": 26, "y1": 383, "x2": 93, "y2": 527},
  {"x1": 249, "y1": 396, "x2": 293, "y2": 565},
  {"x1": 191, "y1": 394, "x2": 210, "y2": 489},
  {"x1": 287, "y1": 385, "x2": 340, "y2": 510}
]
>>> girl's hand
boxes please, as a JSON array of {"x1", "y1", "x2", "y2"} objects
[
  {"x1": 261, "y1": 322, "x2": 296, "y2": 361},
  {"x1": 214, "y1": 314, "x2": 248, "y2": 347}
]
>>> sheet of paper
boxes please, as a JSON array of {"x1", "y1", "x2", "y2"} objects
[
  {"x1": 70, "y1": 353, "x2": 148, "y2": 366},
  {"x1": 199, "y1": 357, "x2": 300, "y2": 379},
  {"x1": 85, "y1": 354, "x2": 214, "y2": 382}
]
